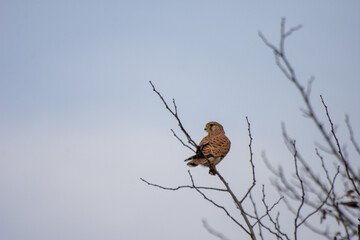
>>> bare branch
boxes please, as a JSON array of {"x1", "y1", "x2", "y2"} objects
[
  {"x1": 320, "y1": 95, "x2": 360, "y2": 196},
  {"x1": 282, "y1": 20, "x2": 303, "y2": 39},
  {"x1": 170, "y1": 129, "x2": 196, "y2": 153},
  {"x1": 282, "y1": 124, "x2": 336, "y2": 195},
  {"x1": 241, "y1": 116, "x2": 256, "y2": 203},
  {"x1": 345, "y1": 114, "x2": 360, "y2": 156},
  {"x1": 261, "y1": 185, "x2": 290, "y2": 240},
  {"x1": 140, "y1": 177, "x2": 227, "y2": 192},
  {"x1": 306, "y1": 76, "x2": 315, "y2": 98},
  {"x1": 249, "y1": 193, "x2": 264, "y2": 240},
  {"x1": 282, "y1": 197, "x2": 333, "y2": 240},
  {"x1": 253, "y1": 195, "x2": 284, "y2": 228},
  {"x1": 249, "y1": 190, "x2": 285, "y2": 240},
  {"x1": 261, "y1": 17, "x2": 360, "y2": 199},
  {"x1": 149, "y1": 81, "x2": 198, "y2": 149},
  {"x1": 293, "y1": 140, "x2": 305, "y2": 240},
  {"x1": 258, "y1": 31, "x2": 279, "y2": 54},
  {"x1": 298, "y1": 167, "x2": 340, "y2": 227},
  {"x1": 315, "y1": 148, "x2": 332, "y2": 185},
  {"x1": 259, "y1": 18, "x2": 302, "y2": 84},
  {"x1": 259, "y1": 18, "x2": 359, "y2": 239}
]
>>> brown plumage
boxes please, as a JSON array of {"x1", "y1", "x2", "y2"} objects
[{"x1": 185, "y1": 122, "x2": 231, "y2": 174}]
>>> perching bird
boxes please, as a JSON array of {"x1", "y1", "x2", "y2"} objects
[{"x1": 184, "y1": 122, "x2": 231, "y2": 175}]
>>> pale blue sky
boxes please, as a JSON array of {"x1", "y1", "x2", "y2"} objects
[{"x1": 0, "y1": 1, "x2": 359, "y2": 240}]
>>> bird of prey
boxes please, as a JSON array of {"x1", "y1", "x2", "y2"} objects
[{"x1": 185, "y1": 122, "x2": 231, "y2": 175}]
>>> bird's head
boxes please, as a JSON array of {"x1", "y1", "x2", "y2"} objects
[{"x1": 204, "y1": 121, "x2": 224, "y2": 134}]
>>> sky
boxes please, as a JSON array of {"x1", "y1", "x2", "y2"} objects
[{"x1": 0, "y1": 1, "x2": 359, "y2": 239}]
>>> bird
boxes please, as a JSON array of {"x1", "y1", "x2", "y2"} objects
[{"x1": 184, "y1": 122, "x2": 231, "y2": 175}]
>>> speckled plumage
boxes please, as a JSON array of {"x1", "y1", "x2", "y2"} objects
[{"x1": 185, "y1": 122, "x2": 231, "y2": 171}]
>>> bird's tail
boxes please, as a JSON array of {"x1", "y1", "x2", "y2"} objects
[
  {"x1": 184, "y1": 155, "x2": 197, "y2": 167},
  {"x1": 184, "y1": 156, "x2": 207, "y2": 167},
  {"x1": 184, "y1": 155, "x2": 194, "y2": 162}
]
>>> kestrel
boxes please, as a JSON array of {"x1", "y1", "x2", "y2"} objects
[{"x1": 184, "y1": 122, "x2": 231, "y2": 175}]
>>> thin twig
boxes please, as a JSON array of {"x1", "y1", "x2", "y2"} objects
[
  {"x1": 298, "y1": 166, "x2": 339, "y2": 227},
  {"x1": 241, "y1": 116, "x2": 256, "y2": 203},
  {"x1": 315, "y1": 148, "x2": 332, "y2": 185},
  {"x1": 345, "y1": 115, "x2": 360, "y2": 156},
  {"x1": 261, "y1": 185, "x2": 290, "y2": 240},
  {"x1": 320, "y1": 95, "x2": 360, "y2": 196},
  {"x1": 282, "y1": 197, "x2": 333, "y2": 240},
  {"x1": 249, "y1": 193, "x2": 264, "y2": 240},
  {"x1": 149, "y1": 81, "x2": 198, "y2": 149},
  {"x1": 282, "y1": 124, "x2": 329, "y2": 194},
  {"x1": 171, "y1": 129, "x2": 196, "y2": 153},
  {"x1": 253, "y1": 195, "x2": 284, "y2": 228},
  {"x1": 293, "y1": 140, "x2": 305, "y2": 240},
  {"x1": 140, "y1": 177, "x2": 227, "y2": 192}
]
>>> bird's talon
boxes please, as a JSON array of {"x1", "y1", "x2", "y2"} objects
[{"x1": 209, "y1": 167, "x2": 216, "y2": 175}]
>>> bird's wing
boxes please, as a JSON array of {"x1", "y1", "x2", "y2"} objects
[{"x1": 206, "y1": 135, "x2": 230, "y2": 157}]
